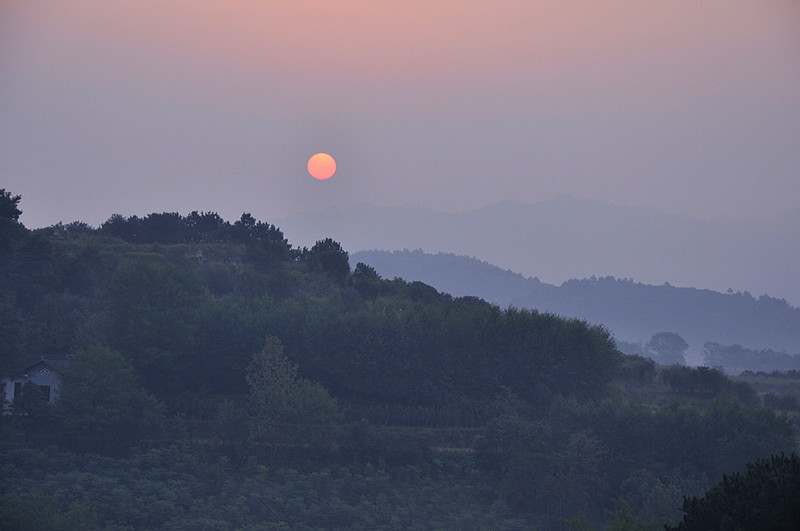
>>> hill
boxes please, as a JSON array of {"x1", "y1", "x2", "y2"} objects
[
  {"x1": 352, "y1": 249, "x2": 800, "y2": 368},
  {"x1": 1, "y1": 189, "x2": 797, "y2": 529},
  {"x1": 276, "y1": 197, "x2": 800, "y2": 307}
]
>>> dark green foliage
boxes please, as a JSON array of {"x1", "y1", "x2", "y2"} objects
[
  {"x1": 662, "y1": 366, "x2": 731, "y2": 398},
  {"x1": 0, "y1": 188, "x2": 22, "y2": 224},
  {"x1": 357, "y1": 250, "x2": 800, "y2": 361},
  {"x1": 668, "y1": 453, "x2": 800, "y2": 531},
  {"x1": 98, "y1": 210, "x2": 293, "y2": 263},
  {"x1": 0, "y1": 442, "x2": 525, "y2": 530},
  {"x1": 304, "y1": 237, "x2": 351, "y2": 278},
  {"x1": 353, "y1": 262, "x2": 383, "y2": 299},
  {"x1": 604, "y1": 498, "x2": 663, "y2": 531},
  {"x1": 475, "y1": 409, "x2": 607, "y2": 525},
  {"x1": 1, "y1": 191, "x2": 798, "y2": 529},
  {"x1": 246, "y1": 335, "x2": 339, "y2": 432},
  {"x1": 0, "y1": 494, "x2": 99, "y2": 531},
  {"x1": 353, "y1": 261, "x2": 380, "y2": 281},
  {"x1": 0, "y1": 298, "x2": 25, "y2": 378},
  {"x1": 55, "y1": 346, "x2": 153, "y2": 455},
  {"x1": 763, "y1": 393, "x2": 799, "y2": 411},
  {"x1": 298, "y1": 296, "x2": 618, "y2": 406},
  {"x1": 662, "y1": 366, "x2": 759, "y2": 404},
  {"x1": 617, "y1": 354, "x2": 657, "y2": 384},
  {"x1": 107, "y1": 259, "x2": 209, "y2": 396},
  {"x1": 235, "y1": 213, "x2": 292, "y2": 265},
  {"x1": 9, "y1": 381, "x2": 52, "y2": 436},
  {"x1": 184, "y1": 210, "x2": 226, "y2": 242},
  {"x1": 475, "y1": 393, "x2": 796, "y2": 527}
]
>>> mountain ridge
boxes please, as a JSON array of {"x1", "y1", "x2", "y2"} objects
[{"x1": 275, "y1": 196, "x2": 800, "y2": 307}]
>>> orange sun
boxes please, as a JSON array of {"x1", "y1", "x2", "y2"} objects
[{"x1": 307, "y1": 152, "x2": 336, "y2": 180}]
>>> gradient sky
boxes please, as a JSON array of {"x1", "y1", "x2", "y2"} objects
[{"x1": 2, "y1": 0, "x2": 799, "y2": 231}]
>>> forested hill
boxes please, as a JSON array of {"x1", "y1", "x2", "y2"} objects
[
  {"x1": 352, "y1": 249, "x2": 800, "y2": 363},
  {"x1": 2, "y1": 190, "x2": 798, "y2": 529},
  {"x1": 0, "y1": 194, "x2": 618, "y2": 408}
]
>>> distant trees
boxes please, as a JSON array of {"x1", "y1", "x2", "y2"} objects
[
  {"x1": 661, "y1": 365, "x2": 757, "y2": 402},
  {"x1": 703, "y1": 342, "x2": 800, "y2": 374},
  {"x1": 762, "y1": 393, "x2": 799, "y2": 411},
  {"x1": 646, "y1": 332, "x2": 688, "y2": 365},
  {"x1": 98, "y1": 210, "x2": 292, "y2": 260}
]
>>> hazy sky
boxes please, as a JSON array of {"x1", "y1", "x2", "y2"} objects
[{"x1": 2, "y1": 1, "x2": 799, "y2": 230}]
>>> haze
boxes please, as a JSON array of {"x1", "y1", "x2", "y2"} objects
[{"x1": 2, "y1": 1, "x2": 799, "y2": 300}]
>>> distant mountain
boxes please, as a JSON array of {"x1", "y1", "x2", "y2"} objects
[
  {"x1": 351, "y1": 249, "x2": 800, "y2": 366},
  {"x1": 275, "y1": 197, "x2": 800, "y2": 308}
]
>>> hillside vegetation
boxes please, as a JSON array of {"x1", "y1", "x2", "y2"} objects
[
  {"x1": 1, "y1": 189, "x2": 797, "y2": 530},
  {"x1": 352, "y1": 249, "x2": 800, "y2": 366}
]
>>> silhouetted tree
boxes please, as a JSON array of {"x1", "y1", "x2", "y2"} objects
[
  {"x1": 353, "y1": 262, "x2": 380, "y2": 281},
  {"x1": 185, "y1": 211, "x2": 226, "y2": 242},
  {"x1": 0, "y1": 188, "x2": 22, "y2": 224},
  {"x1": 668, "y1": 453, "x2": 800, "y2": 530},
  {"x1": 100, "y1": 214, "x2": 140, "y2": 242},
  {"x1": 306, "y1": 238, "x2": 350, "y2": 279}
]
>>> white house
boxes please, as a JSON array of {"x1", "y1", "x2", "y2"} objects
[{"x1": 2, "y1": 356, "x2": 68, "y2": 409}]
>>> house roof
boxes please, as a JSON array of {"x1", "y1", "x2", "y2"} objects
[{"x1": 9, "y1": 355, "x2": 70, "y2": 379}]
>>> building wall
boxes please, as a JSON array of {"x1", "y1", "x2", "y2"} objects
[{"x1": 2, "y1": 363, "x2": 62, "y2": 407}]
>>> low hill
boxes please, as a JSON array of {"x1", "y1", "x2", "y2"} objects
[
  {"x1": 276, "y1": 197, "x2": 800, "y2": 308},
  {"x1": 352, "y1": 249, "x2": 800, "y2": 368}
]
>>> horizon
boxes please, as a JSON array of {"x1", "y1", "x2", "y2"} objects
[
  {"x1": 3, "y1": 1, "x2": 799, "y2": 229},
  {"x1": 2, "y1": 1, "x2": 799, "y2": 307},
  {"x1": 12, "y1": 193, "x2": 800, "y2": 232}
]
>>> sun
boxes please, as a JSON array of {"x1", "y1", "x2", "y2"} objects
[{"x1": 307, "y1": 153, "x2": 336, "y2": 180}]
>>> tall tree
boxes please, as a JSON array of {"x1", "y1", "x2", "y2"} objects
[
  {"x1": 246, "y1": 335, "x2": 338, "y2": 441},
  {"x1": 0, "y1": 188, "x2": 22, "y2": 224},
  {"x1": 646, "y1": 332, "x2": 688, "y2": 365},
  {"x1": 246, "y1": 335, "x2": 301, "y2": 426},
  {"x1": 0, "y1": 188, "x2": 25, "y2": 269}
]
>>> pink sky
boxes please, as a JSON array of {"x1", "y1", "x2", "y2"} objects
[{"x1": 2, "y1": 0, "x2": 799, "y2": 228}]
